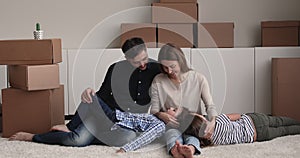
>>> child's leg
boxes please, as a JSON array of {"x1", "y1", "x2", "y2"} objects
[
  {"x1": 165, "y1": 129, "x2": 183, "y2": 155},
  {"x1": 267, "y1": 115, "x2": 300, "y2": 127}
]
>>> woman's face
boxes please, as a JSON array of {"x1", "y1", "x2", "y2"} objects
[{"x1": 161, "y1": 60, "x2": 181, "y2": 79}]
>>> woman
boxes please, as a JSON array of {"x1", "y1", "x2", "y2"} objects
[
  {"x1": 150, "y1": 43, "x2": 218, "y2": 158},
  {"x1": 185, "y1": 112, "x2": 300, "y2": 146}
]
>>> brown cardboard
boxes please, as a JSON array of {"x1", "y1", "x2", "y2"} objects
[
  {"x1": 272, "y1": 58, "x2": 300, "y2": 121},
  {"x1": 160, "y1": 0, "x2": 197, "y2": 2},
  {"x1": 121, "y1": 23, "x2": 157, "y2": 48},
  {"x1": 261, "y1": 21, "x2": 299, "y2": 47},
  {"x1": 152, "y1": 3, "x2": 198, "y2": 23},
  {"x1": 158, "y1": 24, "x2": 194, "y2": 48},
  {"x1": 8, "y1": 64, "x2": 60, "y2": 91},
  {"x1": 0, "y1": 39, "x2": 62, "y2": 65},
  {"x1": 1, "y1": 85, "x2": 65, "y2": 137},
  {"x1": 198, "y1": 23, "x2": 234, "y2": 48}
]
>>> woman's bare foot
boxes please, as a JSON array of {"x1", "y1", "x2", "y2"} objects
[
  {"x1": 50, "y1": 124, "x2": 71, "y2": 132},
  {"x1": 8, "y1": 132, "x2": 34, "y2": 141},
  {"x1": 177, "y1": 144, "x2": 195, "y2": 158},
  {"x1": 171, "y1": 141, "x2": 184, "y2": 158}
]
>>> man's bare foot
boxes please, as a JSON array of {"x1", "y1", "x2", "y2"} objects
[
  {"x1": 178, "y1": 144, "x2": 195, "y2": 158},
  {"x1": 8, "y1": 132, "x2": 34, "y2": 141},
  {"x1": 170, "y1": 141, "x2": 184, "y2": 158},
  {"x1": 50, "y1": 124, "x2": 71, "y2": 132}
]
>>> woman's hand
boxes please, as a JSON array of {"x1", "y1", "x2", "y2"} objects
[
  {"x1": 156, "y1": 112, "x2": 179, "y2": 128},
  {"x1": 203, "y1": 117, "x2": 216, "y2": 139},
  {"x1": 81, "y1": 88, "x2": 95, "y2": 103}
]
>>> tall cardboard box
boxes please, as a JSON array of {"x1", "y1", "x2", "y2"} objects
[
  {"x1": 0, "y1": 39, "x2": 62, "y2": 65},
  {"x1": 262, "y1": 21, "x2": 299, "y2": 47},
  {"x1": 198, "y1": 23, "x2": 234, "y2": 48},
  {"x1": 272, "y1": 58, "x2": 300, "y2": 121},
  {"x1": 8, "y1": 64, "x2": 60, "y2": 91},
  {"x1": 2, "y1": 85, "x2": 65, "y2": 137},
  {"x1": 158, "y1": 24, "x2": 194, "y2": 47},
  {"x1": 121, "y1": 23, "x2": 157, "y2": 48},
  {"x1": 152, "y1": 3, "x2": 198, "y2": 23}
]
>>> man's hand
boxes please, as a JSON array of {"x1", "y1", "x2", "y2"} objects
[{"x1": 81, "y1": 88, "x2": 95, "y2": 103}]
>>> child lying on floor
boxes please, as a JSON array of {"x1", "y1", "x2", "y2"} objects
[{"x1": 184, "y1": 112, "x2": 300, "y2": 146}]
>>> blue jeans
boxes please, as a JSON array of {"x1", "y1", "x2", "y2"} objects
[
  {"x1": 33, "y1": 96, "x2": 136, "y2": 147},
  {"x1": 165, "y1": 128, "x2": 201, "y2": 155}
]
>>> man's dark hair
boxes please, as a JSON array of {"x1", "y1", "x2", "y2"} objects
[{"x1": 121, "y1": 37, "x2": 147, "y2": 59}]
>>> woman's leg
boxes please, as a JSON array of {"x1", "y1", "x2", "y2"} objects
[
  {"x1": 182, "y1": 135, "x2": 201, "y2": 155},
  {"x1": 164, "y1": 129, "x2": 183, "y2": 155}
]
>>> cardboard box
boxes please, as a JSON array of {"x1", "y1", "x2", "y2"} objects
[
  {"x1": 8, "y1": 64, "x2": 60, "y2": 91},
  {"x1": 158, "y1": 24, "x2": 194, "y2": 47},
  {"x1": 0, "y1": 39, "x2": 62, "y2": 65},
  {"x1": 160, "y1": 0, "x2": 197, "y2": 2},
  {"x1": 198, "y1": 23, "x2": 234, "y2": 48},
  {"x1": 262, "y1": 21, "x2": 299, "y2": 47},
  {"x1": 272, "y1": 58, "x2": 300, "y2": 121},
  {"x1": 121, "y1": 23, "x2": 157, "y2": 48},
  {"x1": 152, "y1": 3, "x2": 198, "y2": 23},
  {"x1": 1, "y1": 85, "x2": 65, "y2": 137}
]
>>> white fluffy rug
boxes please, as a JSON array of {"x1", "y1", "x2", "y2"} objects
[{"x1": 0, "y1": 135, "x2": 300, "y2": 158}]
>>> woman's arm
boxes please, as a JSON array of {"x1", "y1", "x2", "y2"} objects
[{"x1": 225, "y1": 113, "x2": 241, "y2": 121}]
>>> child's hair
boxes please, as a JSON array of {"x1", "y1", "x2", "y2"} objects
[{"x1": 177, "y1": 107, "x2": 213, "y2": 147}]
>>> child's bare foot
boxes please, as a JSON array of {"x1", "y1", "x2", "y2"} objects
[
  {"x1": 8, "y1": 132, "x2": 34, "y2": 141},
  {"x1": 171, "y1": 141, "x2": 184, "y2": 158},
  {"x1": 50, "y1": 124, "x2": 70, "y2": 132},
  {"x1": 178, "y1": 144, "x2": 195, "y2": 158},
  {"x1": 116, "y1": 148, "x2": 126, "y2": 153}
]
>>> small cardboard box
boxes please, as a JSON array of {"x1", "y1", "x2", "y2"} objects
[
  {"x1": 152, "y1": 3, "x2": 198, "y2": 23},
  {"x1": 158, "y1": 24, "x2": 194, "y2": 48},
  {"x1": 261, "y1": 21, "x2": 299, "y2": 47},
  {"x1": 160, "y1": 0, "x2": 197, "y2": 2},
  {"x1": 8, "y1": 64, "x2": 60, "y2": 91},
  {"x1": 198, "y1": 23, "x2": 234, "y2": 48},
  {"x1": 121, "y1": 23, "x2": 157, "y2": 48},
  {"x1": 272, "y1": 58, "x2": 300, "y2": 121},
  {"x1": 1, "y1": 85, "x2": 65, "y2": 138},
  {"x1": 0, "y1": 39, "x2": 62, "y2": 65}
]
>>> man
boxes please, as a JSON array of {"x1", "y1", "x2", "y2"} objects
[{"x1": 9, "y1": 37, "x2": 162, "y2": 147}]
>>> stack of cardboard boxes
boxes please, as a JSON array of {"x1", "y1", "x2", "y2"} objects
[
  {"x1": 121, "y1": 0, "x2": 234, "y2": 48},
  {"x1": 0, "y1": 39, "x2": 65, "y2": 137}
]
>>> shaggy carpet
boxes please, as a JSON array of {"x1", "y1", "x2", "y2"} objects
[{"x1": 0, "y1": 135, "x2": 299, "y2": 158}]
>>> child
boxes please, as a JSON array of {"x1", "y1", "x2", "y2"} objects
[{"x1": 184, "y1": 112, "x2": 300, "y2": 146}]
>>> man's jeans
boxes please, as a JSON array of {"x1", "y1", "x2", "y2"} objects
[{"x1": 33, "y1": 96, "x2": 136, "y2": 147}]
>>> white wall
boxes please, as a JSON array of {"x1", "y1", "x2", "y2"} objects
[{"x1": 0, "y1": 0, "x2": 299, "y2": 48}]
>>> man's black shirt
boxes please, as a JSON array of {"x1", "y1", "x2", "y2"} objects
[{"x1": 96, "y1": 59, "x2": 161, "y2": 113}]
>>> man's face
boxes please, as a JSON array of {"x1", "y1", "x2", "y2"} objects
[{"x1": 127, "y1": 50, "x2": 149, "y2": 70}]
